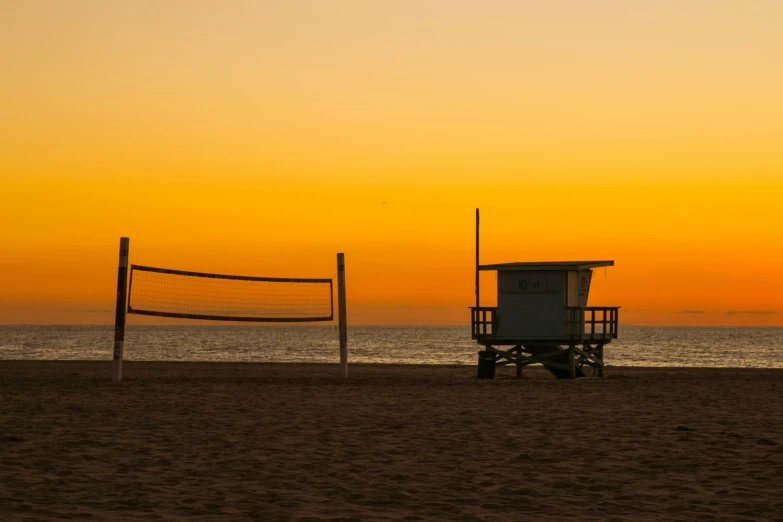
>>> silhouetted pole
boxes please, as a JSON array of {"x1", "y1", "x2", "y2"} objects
[
  {"x1": 337, "y1": 253, "x2": 348, "y2": 378},
  {"x1": 475, "y1": 208, "x2": 480, "y2": 310},
  {"x1": 113, "y1": 237, "x2": 130, "y2": 383}
]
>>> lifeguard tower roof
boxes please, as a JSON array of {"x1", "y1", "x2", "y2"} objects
[{"x1": 479, "y1": 260, "x2": 614, "y2": 271}]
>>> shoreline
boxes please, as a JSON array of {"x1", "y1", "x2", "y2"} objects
[{"x1": 3, "y1": 359, "x2": 783, "y2": 372}]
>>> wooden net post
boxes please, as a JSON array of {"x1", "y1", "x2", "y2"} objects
[
  {"x1": 337, "y1": 253, "x2": 348, "y2": 378},
  {"x1": 113, "y1": 237, "x2": 130, "y2": 383}
]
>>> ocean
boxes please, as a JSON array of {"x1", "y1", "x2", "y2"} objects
[{"x1": 1, "y1": 325, "x2": 782, "y2": 368}]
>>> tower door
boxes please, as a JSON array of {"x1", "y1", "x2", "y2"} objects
[
  {"x1": 567, "y1": 271, "x2": 578, "y2": 306},
  {"x1": 567, "y1": 270, "x2": 592, "y2": 307}
]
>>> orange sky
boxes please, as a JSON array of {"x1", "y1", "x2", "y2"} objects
[{"x1": 1, "y1": 1, "x2": 782, "y2": 325}]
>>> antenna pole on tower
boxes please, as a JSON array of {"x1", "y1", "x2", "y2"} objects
[{"x1": 475, "y1": 208, "x2": 480, "y2": 310}]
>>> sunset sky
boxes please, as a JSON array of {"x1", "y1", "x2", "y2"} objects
[{"x1": 1, "y1": 1, "x2": 781, "y2": 325}]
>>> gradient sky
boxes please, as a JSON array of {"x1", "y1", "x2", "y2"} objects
[{"x1": 1, "y1": 1, "x2": 782, "y2": 325}]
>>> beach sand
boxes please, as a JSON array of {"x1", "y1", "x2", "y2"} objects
[{"x1": 1, "y1": 361, "x2": 781, "y2": 521}]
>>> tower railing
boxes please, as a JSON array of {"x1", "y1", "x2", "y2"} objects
[
  {"x1": 470, "y1": 307, "x2": 497, "y2": 339},
  {"x1": 565, "y1": 306, "x2": 619, "y2": 341},
  {"x1": 470, "y1": 306, "x2": 619, "y2": 342}
]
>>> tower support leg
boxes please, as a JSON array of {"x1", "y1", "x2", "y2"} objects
[
  {"x1": 568, "y1": 344, "x2": 576, "y2": 380},
  {"x1": 597, "y1": 344, "x2": 605, "y2": 378}
]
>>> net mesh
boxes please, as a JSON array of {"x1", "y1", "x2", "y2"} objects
[{"x1": 127, "y1": 265, "x2": 333, "y2": 322}]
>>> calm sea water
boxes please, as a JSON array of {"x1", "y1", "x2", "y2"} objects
[{"x1": 1, "y1": 325, "x2": 782, "y2": 368}]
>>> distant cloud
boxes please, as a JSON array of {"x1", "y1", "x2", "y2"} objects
[
  {"x1": 678, "y1": 310, "x2": 706, "y2": 314},
  {"x1": 725, "y1": 311, "x2": 777, "y2": 316}
]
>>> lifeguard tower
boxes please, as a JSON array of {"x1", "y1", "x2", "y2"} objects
[{"x1": 470, "y1": 209, "x2": 619, "y2": 379}]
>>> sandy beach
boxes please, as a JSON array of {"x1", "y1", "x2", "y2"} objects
[{"x1": 1, "y1": 361, "x2": 781, "y2": 521}]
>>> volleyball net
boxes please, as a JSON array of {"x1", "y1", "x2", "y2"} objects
[
  {"x1": 127, "y1": 265, "x2": 334, "y2": 322},
  {"x1": 112, "y1": 236, "x2": 347, "y2": 383}
]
